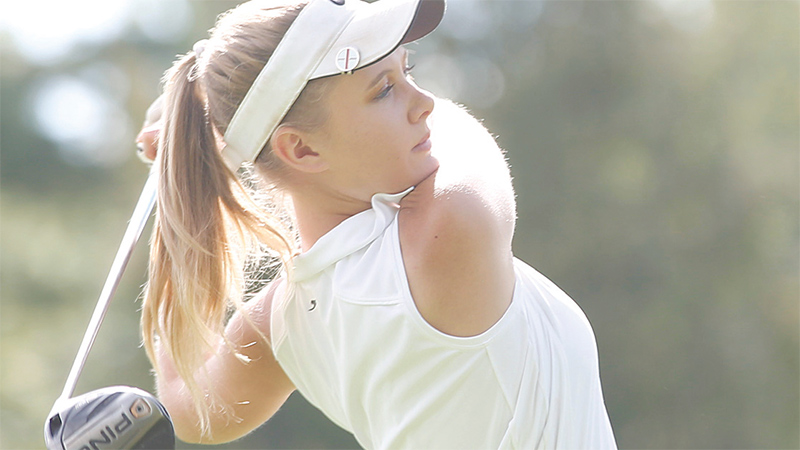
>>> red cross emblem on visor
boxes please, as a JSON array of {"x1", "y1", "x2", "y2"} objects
[{"x1": 336, "y1": 47, "x2": 360, "y2": 73}]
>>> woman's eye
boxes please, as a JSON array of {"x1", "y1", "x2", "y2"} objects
[
  {"x1": 375, "y1": 82, "x2": 394, "y2": 100},
  {"x1": 373, "y1": 63, "x2": 415, "y2": 100}
]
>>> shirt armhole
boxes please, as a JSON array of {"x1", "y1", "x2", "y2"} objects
[{"x1": 389, "y1": 213, "x2": 519, "y2": 348}]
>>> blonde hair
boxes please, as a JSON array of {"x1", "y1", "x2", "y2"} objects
[{"x1": 140, "y1": 0, "x2": 330, "y2": 436}]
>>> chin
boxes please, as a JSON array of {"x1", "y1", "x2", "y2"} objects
[
  {"x1": 407, "y1": 156, "x2": 440, "y2": 190},
  {"x1": 376, "y1": 156, "x2": 439, "y2": 195},
  {"x1": 421, "y1": 153, "x2": 440, "y2": 177}
]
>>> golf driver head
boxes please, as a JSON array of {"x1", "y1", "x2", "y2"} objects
[{"x1": 45, "y1": 386, "x2": 175, "y2": 450}]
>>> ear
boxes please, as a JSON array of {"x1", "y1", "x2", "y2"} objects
[{"x1": 270, "y1": 126, "x2": 328, "y2": 173}]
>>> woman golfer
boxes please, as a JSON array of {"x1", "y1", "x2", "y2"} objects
[{"x1": 137, "y1": 0, "x2": 617, "y2": 448}]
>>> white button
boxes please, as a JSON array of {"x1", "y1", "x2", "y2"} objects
[{"x1": 335, "y1": 47, "x2": 360, "y2": 73}]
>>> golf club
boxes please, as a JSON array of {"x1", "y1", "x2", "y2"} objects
[{"x1": 44, "y1": 167, "x2": 176, "y2": 449}]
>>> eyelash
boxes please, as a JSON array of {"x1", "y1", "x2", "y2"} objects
[{"x1": 375, "y1": 64, "x2": 416, "y2": 100}]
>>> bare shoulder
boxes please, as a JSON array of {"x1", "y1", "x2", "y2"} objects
[
  {"x1": 398, "y1": 101, "x2": 516, "y2": 337},
  {"x1": 236, "y1": 276, "x2": 285, "y2": 338}
]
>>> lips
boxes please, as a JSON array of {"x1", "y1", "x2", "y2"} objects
[{"x1": 412, "y1": 131, "x2": 431, "y2": 153}]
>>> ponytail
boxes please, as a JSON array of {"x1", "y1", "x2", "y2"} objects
[{"x1": 141, "y1": 50, "x2": 295, "y2": 436}]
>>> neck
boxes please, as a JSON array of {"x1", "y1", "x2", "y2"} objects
[{"x1": 287, "y1": 181, "x2": 372, "y2": 252}]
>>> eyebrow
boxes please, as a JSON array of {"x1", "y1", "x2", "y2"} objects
[{"x1": 366, "y1": 48, "x2": 409, "y2": 90}]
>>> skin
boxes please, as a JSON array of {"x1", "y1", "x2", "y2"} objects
[
  {"x1": 135, "y1": 95, "x2": 162, "y2": 163},
  {"x1": 271, "y1": 47, "x2": 441, "y2": 250},
  {"x1": 145, "y1": 46, "x2": 516, "y2": 443}
]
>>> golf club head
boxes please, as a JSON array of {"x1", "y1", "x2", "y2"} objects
[{"x1": 45, "y1": 386, "x2": 175, "y2": 450}]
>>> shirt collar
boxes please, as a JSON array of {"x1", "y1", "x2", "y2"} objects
[{"x1": 291, "y1": 187, "x2": 414, "y2": 281}]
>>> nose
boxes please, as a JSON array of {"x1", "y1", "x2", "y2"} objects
[{"x1": 409, "y1": 83, "x2": 435, "y2": 124}]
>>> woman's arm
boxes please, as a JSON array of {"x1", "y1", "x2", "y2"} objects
[
  {"x1": 155, "y1": 281, "x2": 295, "y2": 444},
  {"x1": 399, "y1": 99, "x2": 517, "y2": 337}
]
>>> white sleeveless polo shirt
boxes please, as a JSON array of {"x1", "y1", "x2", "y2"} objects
[{"x1": 270, "y1": 190, "x2": 617, "y2": 450}]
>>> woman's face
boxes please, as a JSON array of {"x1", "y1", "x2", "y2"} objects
[{"x1": 304, "y1": 46, "x2": 438, "y2": 201}]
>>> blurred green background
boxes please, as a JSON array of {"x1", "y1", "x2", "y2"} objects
[{"x1": 1, "y1": 0, "x2": 797, "y2": 448}]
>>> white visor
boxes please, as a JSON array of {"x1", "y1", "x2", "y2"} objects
[{"x1": 222, "y1": 0, "x2": 446, "y2": 170}]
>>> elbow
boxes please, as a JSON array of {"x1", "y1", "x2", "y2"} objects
[
  {"x1": 160, "y1": 393, "x2": 262, "y2": 445},
  {"x1": 155, "y1": 383, "x2": 213, "y2": 444},
  {"x1": 173, "y1": 427, "x2": 241, "y2": 446},
  {"x1": 173, "y1": 424, "x2": 205, "y2": 445},
  {"x1": 157, "y1": 394, "x2": 205, "y2": 444},
  {"x1": 167, "y1": 410, "x2": 227, "y2": 445},
  {"x1": 172, "y1": 421, "x2": 251, "y2": 446}
]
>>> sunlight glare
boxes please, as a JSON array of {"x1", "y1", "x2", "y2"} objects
[
  {"x1": 31, "y1": 75, "x2": 132, "y2": 167},
  {"x1": 651, "y1": 0, "x2": 715, "y2": 34},
  {"x1": 0, "y1": 0, "x2": 131, "y2": 64}
]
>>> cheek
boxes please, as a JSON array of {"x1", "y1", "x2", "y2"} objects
[
  {"x1": 340, "y1": 124, "x2": 397, "y2": 161},
  {"x1": 324, "y1": 104, "x2": 408, "y2": 168}
]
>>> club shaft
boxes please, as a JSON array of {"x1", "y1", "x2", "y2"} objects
[{"x1": 59, "y1": 169, "x2": 158, "y2": 401}]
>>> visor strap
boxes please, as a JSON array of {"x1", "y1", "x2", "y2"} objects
[{"x1": 222, "y1": 0, "x2": 356, "y2": 169}]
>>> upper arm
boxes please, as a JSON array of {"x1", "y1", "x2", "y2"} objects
[
  {"x1": 156, "y1": 280, "x2": 295, "y2": 444},
  {"x1": 399, "y1": 100, "x2": 517, "y2": 337}
]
